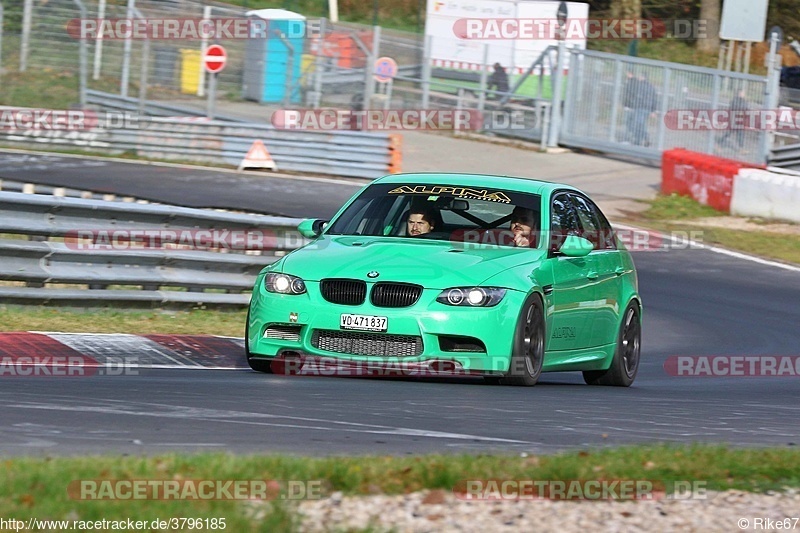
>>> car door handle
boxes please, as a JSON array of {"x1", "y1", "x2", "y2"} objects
[
  {"x1": 614, "y1": 267, "x2": 625, "y2": 276},
  {"x1": 587, "y1": 271, "x2": 599, "y2": 281}
]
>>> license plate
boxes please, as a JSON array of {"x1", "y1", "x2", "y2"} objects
[{"x1": 340, "y1": 314, "x2": 388, "y2": 332}]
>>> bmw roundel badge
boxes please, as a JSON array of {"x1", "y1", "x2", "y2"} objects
[{"x1": 367, "y1": 271, "x2": 380, "y2": 278}]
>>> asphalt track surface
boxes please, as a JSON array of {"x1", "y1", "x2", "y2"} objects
[
  {"x1": 0, "y1": 151, "x2": 359, "y2": 218},
  {"x1": 1, "y1": 150, "x2": 798, "y2": 455},
  {"x1": 2, "y1": 247, "x2": 799, "y2": 456}
]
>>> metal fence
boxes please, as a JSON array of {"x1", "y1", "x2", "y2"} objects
[
  {"x1": 560, "y1": 49, "x2": 776, "y2": 166},
  {"x1": 0, "y1": 190, "x2": 304, "y2": 306},
  {"x1": 0, "y1": 96, "x2": 402, "y2": 179},
  {"x1": 0, "y1": 0, "x2": 790, "y2": 167}
]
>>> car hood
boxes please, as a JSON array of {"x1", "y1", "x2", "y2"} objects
[{"x1": 280, "y1": 236, "x2": 546, "y2": 288}]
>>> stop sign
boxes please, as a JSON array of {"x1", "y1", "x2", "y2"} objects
[{"x1": 203, "y1": 44, "x2": 227, "y2": 74}]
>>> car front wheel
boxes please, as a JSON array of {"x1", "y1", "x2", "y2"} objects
[{"x1": 501, "y1": 294, "x2": 545, "y2": 387}]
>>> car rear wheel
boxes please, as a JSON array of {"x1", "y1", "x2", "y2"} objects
[
  {"x1": 245, "y1": 310, "x2": 273, "y2": 373},
  {"x1": 502, "y1": 294, "x2": 545, "y2": 387},
  {"x1": 583, "y1": 301, "x2": 641, "y2": 387}
]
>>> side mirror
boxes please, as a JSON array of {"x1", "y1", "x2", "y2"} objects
[
  {"x1": 559, "y1": 235, "x2": 594, "y2": 257},
  {"x1": 298, "y1": 219, "x2": 327, "y2": 238}
]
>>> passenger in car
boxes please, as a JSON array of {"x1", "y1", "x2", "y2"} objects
[
  {"x1": 509, "y1": 206, "x2": 538, "y2": 247},
  {"x1": 406, "y1": 208, "x2": 438, "y2": 237}
]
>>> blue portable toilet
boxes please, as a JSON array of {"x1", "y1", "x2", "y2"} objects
[{"x1": 243, "y1": 9, "x2": 305, "y2": 104}]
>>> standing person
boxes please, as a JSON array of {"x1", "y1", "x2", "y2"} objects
[
  {"x1": 487, "y1": 63, "x2": 510, "y2": 99},
  {"x1": 717, "y1": 89, "x2": 749, "y2": 149},
  {"x1": 633, "y1": 73, "x2": 658, "y2": 147},
  {"x1": 621, "y1": 71, "x2": 639, "y2": 143}
]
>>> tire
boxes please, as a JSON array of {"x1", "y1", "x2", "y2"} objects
[
  {"x1": 583, "y1": 301, "x2": 641, "y2": 387},
  {"x1": 245, "y1": 310, "x2": 273, "y2": 374},
  {"x1": 502, "y1": 294, "x2": 545, "y2": 387}
]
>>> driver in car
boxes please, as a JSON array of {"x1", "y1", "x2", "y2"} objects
[
  {"x1": 509, "y1": 206, "x2": 537, "y2": 247},
  {"x1": 406, "y1": 208, "x2": 437, "y2": 237}
]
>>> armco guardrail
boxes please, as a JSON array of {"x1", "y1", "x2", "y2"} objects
[
  {"x1": 0, "y1": 102, "x2": 402, "y2": 180},
  {"x1": 0, "y1": 191, "x2": 306, "y2": 306},
  {"x1": 769, "y1": 142, "x2": 800, "y2": 171},
  {"x1": 85, "y1": 90, "x2": 248, "y2": 123}
]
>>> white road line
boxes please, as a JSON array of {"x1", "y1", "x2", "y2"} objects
[
  {"x1": 614, "y1": 222, "x2": 800, "y2": 273},
  {"x1": 11, "y1": 401, "x2": 531, "y2": 444}
]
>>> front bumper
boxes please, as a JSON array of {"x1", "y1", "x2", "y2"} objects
[{"x1": 247, "y1": 280, "x2": 527, "y2": 373}]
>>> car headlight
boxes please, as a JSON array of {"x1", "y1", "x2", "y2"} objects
[
  {"x1": 264, "y1": 273, "x2": 307, "y2": 295},
  {"x1": 436, "y1": 287, "x2": 506, "y2": 307}
]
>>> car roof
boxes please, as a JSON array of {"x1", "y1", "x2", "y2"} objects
[{"x1": 373, "y1": 172, "x2": 583, "y2": 197}]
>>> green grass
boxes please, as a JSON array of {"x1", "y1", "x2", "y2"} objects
[
  {"x1": 427, "y1": 74, "x2": 559, "y2": 101},
  {"x1": 0, "y1": 306, "x2": 247, "y2": 336},
  {"x1": 631, "y1": 193, "x2": 800, "y2": 265},
  {"x1": 2, "y1": 445, "x2": 800, "y2": 529},
  {"x1": 641, "y1": 193, "x2": 726, "y2": 221}
]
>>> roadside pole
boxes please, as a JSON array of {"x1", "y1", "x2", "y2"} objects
[
  {"x1": 120, "y1": 0, "x2": 135, "y2": 97},
  {"x1": 138, "y1": 34, "x2": 150, "y2": 117},
  {"x1": 20, "y1": 0, "x2": 33, "y2": 71},
  {"x1": 92, "y1": 0, "x2": 106, "y2": 80},
  {"x1": 207, "y1": 73, "x2": 217, "y2": 119},
  {"x1": 73, "y1": 0, "x2": 88, "y2": 107},
  {"x1": 0, "y1": 4, "x2": 4, "y2": 83},
  {"x1": 547, "y1": 39, "x2": 567, "y2": 148}
]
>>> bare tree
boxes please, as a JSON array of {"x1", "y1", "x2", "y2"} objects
[{"x1": 697, "y1": 0, "x2": 721, "y2": 54}]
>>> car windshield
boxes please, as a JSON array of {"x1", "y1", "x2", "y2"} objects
[{"x1": 326, "y1": 183, "x2": 542, "y2": 248}]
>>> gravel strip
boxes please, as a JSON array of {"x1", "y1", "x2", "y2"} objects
[{"x1": 289, "y1": 489, "x2": 800, "y2": 532}]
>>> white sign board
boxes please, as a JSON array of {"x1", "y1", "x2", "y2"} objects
[
  {"x1": 425, "y1": 0, "x2": 589, "y2": 74},
  {"x1": 719, "y1": 0, "x2": 768, "y2": 42}
]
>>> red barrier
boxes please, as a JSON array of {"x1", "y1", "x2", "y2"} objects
[{"x1": 661, "y1": 149, "x2": 764, "y2": 212}]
